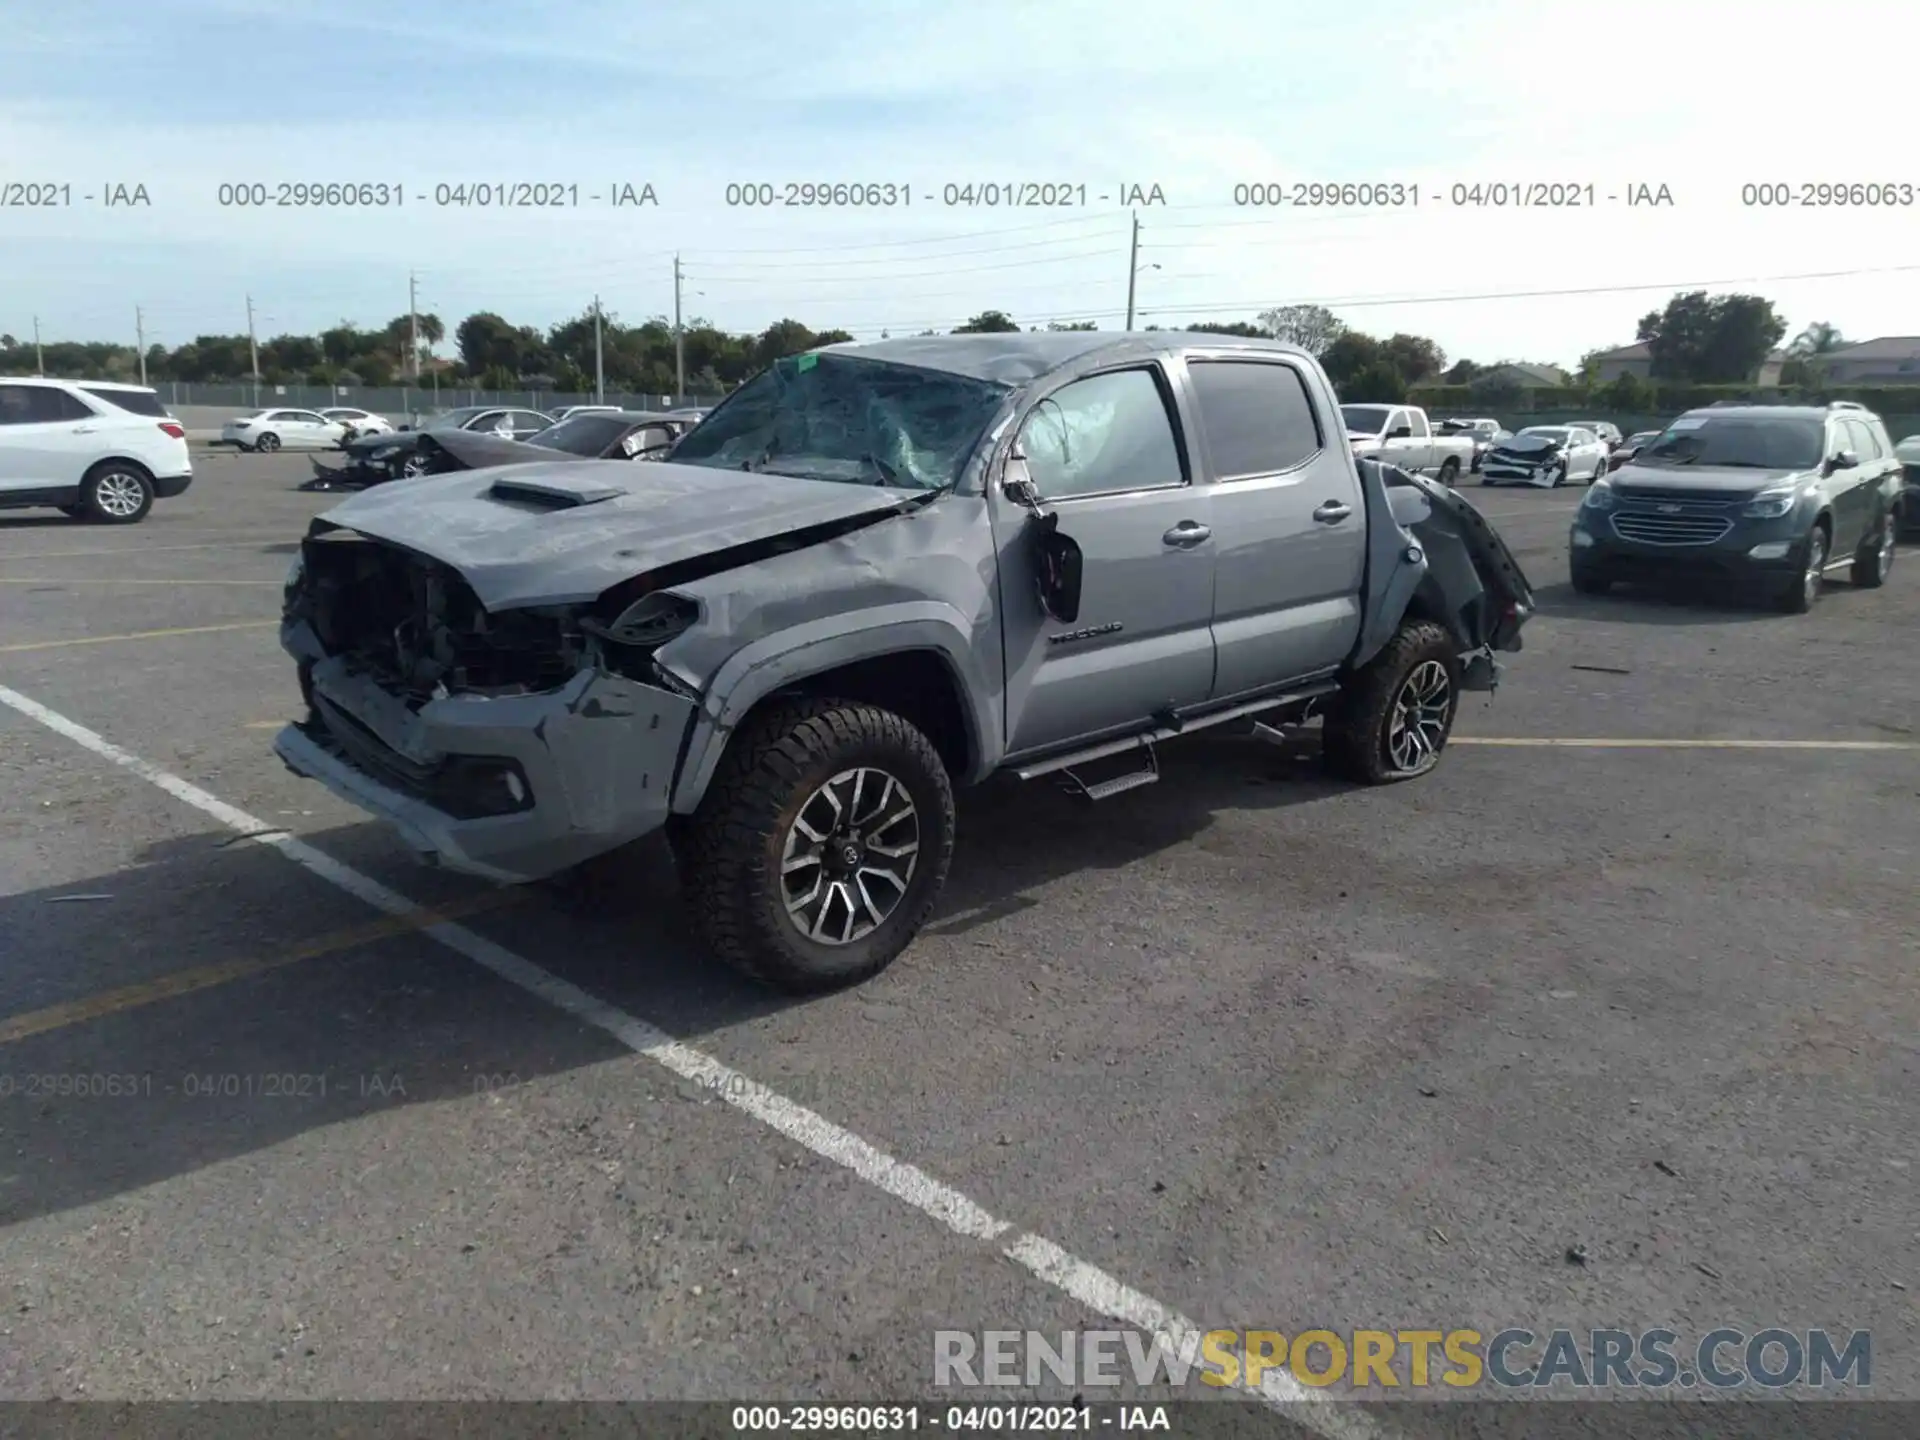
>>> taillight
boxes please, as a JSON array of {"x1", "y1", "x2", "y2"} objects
[{"x1": 159, "y1": 421, "x2": 186, "y2": 439}]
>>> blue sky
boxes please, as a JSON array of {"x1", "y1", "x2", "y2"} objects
[{"x1": 7, "y1": 0, "x2": 1920, "y2": 368}]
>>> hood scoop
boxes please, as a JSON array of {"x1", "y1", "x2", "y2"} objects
[{"x1": 486, "y1": 475, "x2": 625, "y2": 509}]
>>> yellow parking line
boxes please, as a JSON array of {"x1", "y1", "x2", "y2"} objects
[
  {"x1": 0, "y1": 578, "x2": 281, "y2": 587},
  {"x1": 1452, "y1": 736, "x2": 1920, "y2": 750},
  {"x1": 0, "y1": 888, "x2": 520, "y2": 1046},
  {"x1": 0, "y1": 620, "x2": 277, "y2": 654}
]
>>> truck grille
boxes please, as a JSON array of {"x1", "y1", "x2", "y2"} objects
[{"x1": 1610, "y1": 511, "x2": 1733, "y2": 546}]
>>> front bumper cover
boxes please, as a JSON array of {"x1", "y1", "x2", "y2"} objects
[{"x1": 274, "y1": 645, "x2": 699, "y2": 883}]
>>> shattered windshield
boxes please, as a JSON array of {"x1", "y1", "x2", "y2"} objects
[
  {"x1": 1640, "y1": 416, "x2": 1824, "y2": 470},
  {"x1": 669, "y1": 352, "x2": 1008, "y2": 490}
]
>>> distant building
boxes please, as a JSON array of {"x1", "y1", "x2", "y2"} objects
[
  {"x1": 1473, "y1": 361, "x2": 1573, "y2": 389},
  {"x1": 1590, "y1": 342, "x2": 1785, "y2": 386},
  {"x1": 1815, "y1": 337, "x2": 1920, "y2": 384}
]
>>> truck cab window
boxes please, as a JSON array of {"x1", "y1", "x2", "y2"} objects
[
  {"x1": 1187, "y1": 360, "x2": 1323, "y2": 478},
  {"x1": 1019, "y1": 368, "x2": 1184, "y2": 500}
]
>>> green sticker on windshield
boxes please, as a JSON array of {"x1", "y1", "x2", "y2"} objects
[{"x1": 796, "y1": 352, "x2": 818, "y2": 371}]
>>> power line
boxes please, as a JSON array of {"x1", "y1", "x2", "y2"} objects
[{"x1": 816, "y1": 261, "x2": 1920, "y2": 337}]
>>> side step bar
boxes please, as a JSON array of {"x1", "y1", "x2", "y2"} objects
[{"x1": 1012, "y1": 683, "x2": 1338, "y2": 797}]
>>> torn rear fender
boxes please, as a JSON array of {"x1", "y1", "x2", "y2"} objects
[{"x1": 1350, "y1": 459, "x2": 1535, "y2": 676}]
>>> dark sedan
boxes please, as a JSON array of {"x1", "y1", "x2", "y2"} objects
[
  {"x1": 302, "y1": 405, "x2": 554, "y2": 490},
  {"x1": 304, "y1": 409, "x2": 691, "y2": 491}
]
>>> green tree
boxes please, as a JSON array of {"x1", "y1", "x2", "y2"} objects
[
  {"x1": 953, "y1": 309, "x2": 1018, "y2": 333},
  {"x1": 1379, "y1": 333, "x2": 1445, "y2": 384},
  {"x1": 1637, "y1": 291, "x2": 1786, "y2": 382},
  {"x1": 1188, "y1": 321, "x2": 1263, "y2": 338},
  {"x1": 1336, "y1": 361, "x2": 1408, "y2": 404},
  {"x1": 1598, "y1": 371, "x2": 1653, "y2": 412},
  {"x1": 1255, "y1": 304, "x2": 1345, "y2": 355}
]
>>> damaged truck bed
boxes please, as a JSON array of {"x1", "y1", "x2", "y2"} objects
[{"x1": 275, "y1": 333, "x2": 1532, "y2": 992}]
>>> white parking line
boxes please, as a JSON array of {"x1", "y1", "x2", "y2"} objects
[{"x1": 0, "y1": 679, "x2": 1374, "y2": 1437}]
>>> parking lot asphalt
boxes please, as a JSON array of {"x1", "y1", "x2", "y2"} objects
[{"x1": 2, "y1": 451, "x2": 1916, "y2": 1431}]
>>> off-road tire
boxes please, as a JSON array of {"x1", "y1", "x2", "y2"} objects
[
  {"x1": 675, "y1": 698, "x2": 956, "y2": 994},
  {"x1": 1323, "y1": 620, "x2": 1461, "y2": 785},
  {"x1": 1437, "y1": 457, "x2": 1460, "y2": 486},
  {"x1": 1851, "y1": 508, "x2": 1895, "y2": 588}
]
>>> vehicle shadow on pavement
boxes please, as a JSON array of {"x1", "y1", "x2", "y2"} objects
[
  {"x1": 0, "y1": 734, "x2": 1355, "y2": 1229},
  {"x1": 1531, "y1": 579, "x2": 1790, "y2": 626}
]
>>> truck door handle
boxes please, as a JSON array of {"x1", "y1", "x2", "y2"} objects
[
  {"x1": 71, "y1": 426, "x2": 96, "y2": 434},
  {"x1": 1162, "y1": 521, "x2": 1211, "y2": 547},
  {"x1": 1313, "y1": 501, "x2": 1352, "y2": 523}
]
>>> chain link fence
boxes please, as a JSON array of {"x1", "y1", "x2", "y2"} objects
[{"x1": 156, "y1": 381, "x2": 724, "y2": 421}]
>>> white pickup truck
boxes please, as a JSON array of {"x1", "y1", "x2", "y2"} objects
[{"x1": 1340, "y1": 404, "x2": 1477, "y2": 484}]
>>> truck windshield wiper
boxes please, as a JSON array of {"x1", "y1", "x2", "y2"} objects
[{"x1": 861, "y1": 453, "x2": 902, "y2": 486}]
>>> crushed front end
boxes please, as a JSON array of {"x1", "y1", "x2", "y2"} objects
[{"x1": 274, "y1": 525, "x2": 700, "y2": 883}]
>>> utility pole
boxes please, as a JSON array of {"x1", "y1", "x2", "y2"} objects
[
  {"x1": 32, "y1": 316, "x2": 44, "y2": 375},
  {"x1": 136, "y1": 306, "x2": 148, "y2": 386},
  {"x1": 245, "y1": 294, "x2": 261, "y2": 408},
  {"x1": 673, "y1": 254, "x2": 686, "y2": 399},
  {"x1": 592, "y1": 295, "x2": 605, "y2": 404},
  {"x1": 408, "y1": 271, "x2": 420, "y2": 382},
  {"x1": 1124, "y1": 210, "x2": 1140, "y2": 331}
]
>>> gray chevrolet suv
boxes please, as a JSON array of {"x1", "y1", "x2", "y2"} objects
[{"x1": 1569, "y1": 401, "x2": 1902, "y2": 612}]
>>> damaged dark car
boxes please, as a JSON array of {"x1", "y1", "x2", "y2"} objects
[
  {"x1": 303, "y1": 409, "x2": 693, "y2": 492},
  {"x1": 305, "y1": 405, "x2": 555, "y2": 490},
  {"x1": 275, "y1": 334, "x2": 1534, "y2": 993}
]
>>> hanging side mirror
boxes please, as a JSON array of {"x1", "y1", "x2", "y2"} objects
[{"x1": 1003, "y1": 446, "x2": 1083, "y2": 624}]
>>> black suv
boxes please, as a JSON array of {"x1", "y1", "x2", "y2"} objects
[{"x1": 1568, "y1": 402, "x2": 1902, "y2": 612}]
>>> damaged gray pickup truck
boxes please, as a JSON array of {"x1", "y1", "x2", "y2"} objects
[{"x1": 275, "y1": 333, "x2": 1533, "y2": 992}]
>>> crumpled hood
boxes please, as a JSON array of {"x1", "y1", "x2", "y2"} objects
[
  {"x1": 347, "y1": 429, "x2": 423, "y2": 456},
  {"x1": 312, "y1": 458, "x2": 922, "y2": 610},
  {"x1": 1492, "y1": 434, "x2": 1563, "y2": 454}
]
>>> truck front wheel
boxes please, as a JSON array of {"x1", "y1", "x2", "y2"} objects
[
  {"x1": 1322, "y1": 621, "x2": 1461, "y2": 784},
  {"x1": 676, "y1": 698, "x2": 956, "y2": 993}
]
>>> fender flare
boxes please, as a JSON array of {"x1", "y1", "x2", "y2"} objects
[{"x1": 665, "y1": 602, "x2": 1003, "y2": 813}]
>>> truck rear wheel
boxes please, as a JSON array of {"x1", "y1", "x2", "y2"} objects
[
  {"x1": 1437, "y1": 457, "x2": 1460, "y2": 486},
  {"x1": 676, "y1": 698, "x2": 956, "y2": 993},
  {"x1": 1323, "y1": 621, "x2": 1461, "y2": 784}
]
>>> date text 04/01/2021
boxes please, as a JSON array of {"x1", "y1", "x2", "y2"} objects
[
  {"x1": 209, "y1": 182, "x2": 659, "y2": 208},
  {"x1": 728, "y1": 1404, "x2": 1170, "y2": 1431},
  {"x1": 1230, "y1": 180, "x2": 1676, "y2": 207},
  {"x1": 721, "y1": 182, "x2": 1167, "y2": 208}
]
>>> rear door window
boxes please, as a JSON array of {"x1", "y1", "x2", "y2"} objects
[
  {"x1": 80, "y1": 387, "x2": 167, "y2": 417},
  {"x1": 1186, "y1": 360, "x2": 1324, "y2": 478}
]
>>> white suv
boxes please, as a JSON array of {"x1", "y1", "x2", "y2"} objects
[{"x1": 0, "y1": 378, "x2": 193, "y2": 524}]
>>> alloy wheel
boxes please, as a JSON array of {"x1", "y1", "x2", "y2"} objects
[
  {"x1": 779, "y1": 767, "x2": 920, "y2": 946},
  {"x1": 1386, "y1": 660, "x2": 1452, "y2": 773},
  {"x1": 93, "y1": 472, "x2": 147, "y2": 517}
]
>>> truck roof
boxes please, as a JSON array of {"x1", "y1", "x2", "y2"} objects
[{"x1": 817, "y1": 332, "x2": 1315, "y2": 387}]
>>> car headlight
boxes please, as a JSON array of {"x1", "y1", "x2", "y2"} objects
[
  {"x1": 1742, "y1": 486, "x2": 1798, "y2": 519},
  {"x1": 1582, "y1": 479, "x2": 1617, "y2": 511}
]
